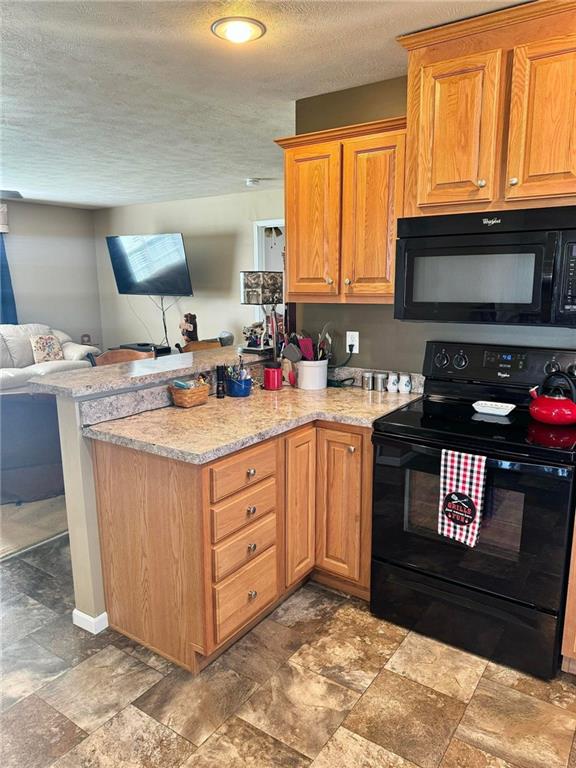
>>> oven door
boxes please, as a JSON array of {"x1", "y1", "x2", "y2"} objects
[
  {"x1": 371, "y1": 434, "x2": 574, "y2": 678},
  {"x1": 372, "y1": 435, "x2": 574, "y2": 612},
  {"x1": 394, "y1": 231, "x2": 557, "y2": 324}
]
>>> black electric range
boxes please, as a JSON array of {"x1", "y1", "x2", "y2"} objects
[{"x1": 371, "y1": 341, "x2": 576, "y2": 679}]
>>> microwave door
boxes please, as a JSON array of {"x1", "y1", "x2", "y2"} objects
[{"x1": 395, "y1": 232, "x2": 554, "y2": 325}]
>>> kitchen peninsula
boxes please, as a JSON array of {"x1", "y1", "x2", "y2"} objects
[{"x1": 32, "y1": 352, "x2": 418, "y2": 672}]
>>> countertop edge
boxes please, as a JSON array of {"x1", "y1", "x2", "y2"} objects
[{"x1": 83, "y1": 407, "x2": 398, "y2": 465}]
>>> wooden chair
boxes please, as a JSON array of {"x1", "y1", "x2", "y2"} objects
[
  {"x1": 94, "y1": 349, "x2": 155, "y2": 366},
  {"x1": 176, "y1": 339, "x2": 221, "y2": 353}
]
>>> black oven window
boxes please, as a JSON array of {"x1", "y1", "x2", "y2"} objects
[
  {"x1": 412, "y1": 251, "x2": 536, "y2": 303},
  {"x1": 405, "y1": 469, "x2": 524, "y2": 561}
]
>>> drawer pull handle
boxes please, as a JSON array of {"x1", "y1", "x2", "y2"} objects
[
  {"x1": 247, "y1": 467, "x2": 257, "y2": 478},
  {"x1": 325, "y1": 276, "x2": 334, "y2": 285},
  {"x1": 348, "y1": 446, "x2": 356, "y2": 454},
  {"x1": 246, "y1": 505, "x2": 257, "y2": 517},
  {"x1": 247, "y1": 543, "x2": 257, "y2": 554},
  {"x1": 477, "y1": 179, "x2": 486, "y2": 188},
  {"x1": 509, "y1": 177, "x2": 519, "y2": 186},
  {"x1": 344, "y1": 278, "x2": 352, "y2": 286},
  {"x1": 248, "y1": 590, "x2": 258, "y2": 600}
]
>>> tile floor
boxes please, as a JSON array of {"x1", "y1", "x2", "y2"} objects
[
  {"x1": 2, "y1": 535, "x2": 576, "y2": 767},
  {"x1": 0, "y1": 495, "x2": 68, "y2": 558}
]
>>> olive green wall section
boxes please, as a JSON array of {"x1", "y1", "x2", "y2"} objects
[{"x1": 295, "y1": 76, "x2": 407, "y2": 133}]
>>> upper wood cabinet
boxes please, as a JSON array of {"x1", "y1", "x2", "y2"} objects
[
  {"x1": 341, "y1": 131, "x2": 405, "y2": 298},
  {"x1": 284, "y1": 142, "x2": 341, "y2": 296},
  {"x1": 506, "y1": 34, "x2": 576, "y2": 200},
  {"x1": 399, "y1": 1, "x2": 576, "y2": 215},
  {"x1": 285, "y1": 427, "x2": 316, "y2": 587},
  {"x1": 315, "y1": 428, "x2": 363, "y2": 583},
  {"x1": 277, "y1": 118, "x2": 406, "y2": 304},
  {"x1": 417, "y1": 50, "x2": 502, "y2": 207}
]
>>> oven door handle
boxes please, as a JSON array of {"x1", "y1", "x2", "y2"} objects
[{"x1": 373, "y1": 434, "x2": 573, "y2": 480}]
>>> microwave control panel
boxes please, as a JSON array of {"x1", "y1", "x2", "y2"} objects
[
  {"x1": 558, "y1": 242, "x2": 576, "y2": 318},
  {"x1": 424, "y1": 342, "x2": 576, "y2": 384}
]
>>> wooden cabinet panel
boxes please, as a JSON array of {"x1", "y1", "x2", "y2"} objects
[
  {"x1": 315, "y1": 429, "x2": 363, "y2": 582},
  {"x1": 210, "y1": 442, "x2": 276, "y2": 503},
  {"x1": 212, "y1": 513, "x2": 276, "y2": 582},
  {"x1": 285, "y1": 427, "x2": 316, "y2": 587},
  {"x1": 506, "y1": 35, "x2": 576, "y2": 200},
  {"x1": 284, "y1": 141, "x2": 341, "y2": 298},
  {"x1": 93, "y1": 442, "x2": 206, "y2": 665},
  {"x1": 211, "y1": 477, "x2": 276, "y2": 543},
  {"x1": 341, "y1": 132, "x2": 405, "y2": 298},
  {"x1": 417, "y1": 50, "x2": 502, "y2": 207},
  {"x1": 213, "y1": 546, "x2": 278, "y2": 644}
]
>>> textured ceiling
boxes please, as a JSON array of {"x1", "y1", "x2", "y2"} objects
[{"x1": 2, "y1": 0, "x2": 524, "y2": 208}]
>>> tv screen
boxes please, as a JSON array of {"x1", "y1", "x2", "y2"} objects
[{"x1": 106, "y1": 233, "x2": 193, "y2": 296}]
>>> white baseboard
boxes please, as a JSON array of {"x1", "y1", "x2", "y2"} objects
[{"x1": 72, "y1": 608, "x2": 109, "y2": 634}]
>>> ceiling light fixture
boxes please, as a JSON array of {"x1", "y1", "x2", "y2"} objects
[{"x1": 211, "y1": 17, "x2": 266, "y2": 44}]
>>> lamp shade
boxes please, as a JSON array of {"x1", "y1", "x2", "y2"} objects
[{"x1": 240, "y1": 271, "x2": 283, "y2": 305}]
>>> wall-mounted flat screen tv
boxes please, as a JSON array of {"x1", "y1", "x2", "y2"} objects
[{"x1": 106, "y1": 233, "x2": 193, "y2": 296}]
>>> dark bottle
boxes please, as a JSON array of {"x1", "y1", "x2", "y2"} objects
[{"x1": 216, "y1": 365, "x2": 226, "y2": 398}]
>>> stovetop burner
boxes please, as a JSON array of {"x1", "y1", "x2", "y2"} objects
[
  {"x1": 373, "y1": 341, "x2": 576, "y2": 465},
  {"x1": 374, "y1": 397, "x2": 576, "y2": 463}
]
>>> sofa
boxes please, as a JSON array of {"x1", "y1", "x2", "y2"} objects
[
  {"x1": 0, "y1": 324, "x2": 100, "y2": 503},
  {"x1": 0, "y1": 323, "x2": 100, "y2": 390}
]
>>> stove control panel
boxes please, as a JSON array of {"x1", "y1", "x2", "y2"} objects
[{"x1": 424, "y1": 342, "x2": 576, "y2": 385}]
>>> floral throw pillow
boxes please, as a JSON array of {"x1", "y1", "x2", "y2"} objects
[{"x1": 30, "y1": 334, "x2": 64, "y2": 363}]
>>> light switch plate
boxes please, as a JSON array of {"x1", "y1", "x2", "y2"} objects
[{"x1": 346, "y1": 331, "x2": 359, "y2": 354}]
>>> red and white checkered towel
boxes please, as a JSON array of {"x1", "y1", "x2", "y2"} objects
[{"x1": 438, "y1": 449, "x2": 487, "y2": 548}]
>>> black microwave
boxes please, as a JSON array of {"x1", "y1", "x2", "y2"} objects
[{"x1": 394, "y1": 206, "x2": 576, "y2": 327}]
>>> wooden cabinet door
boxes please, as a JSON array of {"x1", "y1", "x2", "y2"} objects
[
  {"x1": 316, "y1": 429, "x2": 362, "y2": 582},
  {"x1": 285, "y1": 428, "x2": 316, "y2": 587},
  {"x1": 341, "y1": 132, "x2": 405, "y2": 298},
  {"x1": 506, "y1": 35, "x2": 576, "y2": 200},
  {"x1": 284, "y1": 142, "x2": 341, "y2": 299},
  {"x1": 417, "y1": 49, "x2": 502, "y2": 207}
]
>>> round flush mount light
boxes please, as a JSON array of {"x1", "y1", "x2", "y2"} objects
[{"x1": 211, "y1": 17, "x2": 266, "y2": 44}]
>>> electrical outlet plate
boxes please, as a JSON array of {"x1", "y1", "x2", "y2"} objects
[{"x1": 346, "y1": 331, "x2": 359, "y2": 354}]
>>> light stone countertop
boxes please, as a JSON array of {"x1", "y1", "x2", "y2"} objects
[
  {"x1": 84, "y1": 386, "x2": 421, "y2": 464},
  {"x1": 29, "y1": 349, "x2": 264, "y2": 398}
]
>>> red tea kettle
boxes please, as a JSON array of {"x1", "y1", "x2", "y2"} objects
[{"x1": 529, "y1": 372, "x2": 576, "y2": 426}]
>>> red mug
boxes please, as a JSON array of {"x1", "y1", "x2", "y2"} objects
[{"x1": 263, "y1": 365, "x2": 283, "y2": 391}]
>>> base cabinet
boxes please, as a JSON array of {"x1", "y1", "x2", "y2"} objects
[
  {"x1": 285, "y1": 427, "x2": 316, "y2": 587},
  {"x1": 92, "y1": 421, "x2": 371, "y2": 674},
  {"x1": 315, "y1": 428, "x2": 363, "y2": 582}
]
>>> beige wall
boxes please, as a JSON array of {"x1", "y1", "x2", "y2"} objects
[
  {"x1": 296, "y1": 77, "x2": 576, "y2": 370},
  {"x1": 295, "y1": 76, "x2": 407, "y2": 133},
  {"x1": 93, "y1": 189, "x2": 284, "y2": 350},
  {"x1": 5, "y1": 202, "x2": 102, "y2": 344}
]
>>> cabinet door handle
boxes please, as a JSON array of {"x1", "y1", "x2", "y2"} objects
[
  {"x1": 247, "y1": 467, "x2": 256, "y2": 478},
  {"x1": 348, "y1": 445, "x2": 356, "y2": 454},
  {"x1": 509, "y1": 177, "x2": 519, "y2": 186},
  {"x1": 344, "y1": 278, "x2": 352, "y2": 286},
  {"x1": 246, "y1": 505, "x2": 257, "y2": 517},
  {"x1": 325, "y1": 276, "x2": 334, "y2": 285},
  {"x1": 477, "y1": 179, "x2": 486, "y2": 188},
  {"x1": 248, "y1": 590, "x2": 258, "y2": 600},
  {"x1": 247, "y1": 543, "x2": 257, "y2": 554}
]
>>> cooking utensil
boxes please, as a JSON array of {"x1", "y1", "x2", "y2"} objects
[
  {"x1": 283, "y1": 343, "x2": 302, "y2": 363},
  {"x1": 299, "y1": 337, "x2": 315, "y2": 361}
]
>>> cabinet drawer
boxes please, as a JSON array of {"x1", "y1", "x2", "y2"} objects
[
  {"x1": 211, "y1": 477, "x2": 276, "y2": 543},
  {"x1": 213, "y1": 546, "x2": 278, "y2": 644},
  {"x1": 212, "y1": 513, "x2": 276, "y2": 582},
  {"x1": 210, "y1": 443, "x2": 277, "y2": 502}
]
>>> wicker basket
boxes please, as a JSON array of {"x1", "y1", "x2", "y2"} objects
[{"x1": 169, "y1": 383, "x2": 209, "y2": 408}]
